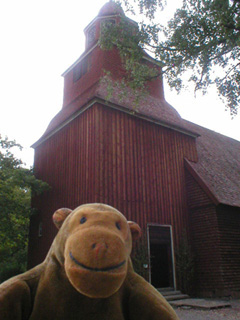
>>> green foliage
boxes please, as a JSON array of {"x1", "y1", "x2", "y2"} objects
[
  {"x1": 100, "y1": 19, "x2": 160, "y2": 93},
  {"x1": 175, "y1": 232, "x2": 194, "y2": 294},
  {"x1": 159, "y1": 0, "x2": 240, "y2": 115},
  {"x1": 0, "y1": 135, "x2": 49, "y2": 283},
  {"x1": 102, "y1": 0, "x2": 240, "y2": 115},
  {"x1": 131, "y1": 235, "x2": 149, "y2": 281}
]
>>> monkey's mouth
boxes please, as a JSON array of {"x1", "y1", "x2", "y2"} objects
[{"x1": 69, "y1": 251, "x2": 126, "y2": 272}]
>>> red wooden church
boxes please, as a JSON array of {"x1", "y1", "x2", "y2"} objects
[{"x1": 28, "y1": 1, "x2": 240, "y2": 298}]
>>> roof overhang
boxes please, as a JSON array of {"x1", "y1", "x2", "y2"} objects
[
  {"x1": 32, "y1": 97, "x2": 199, "y2": 149},
  {"x1": 61, "y1": 44, "x2": 98, "y2": 77},
  {"x1": 184, "y1": 158, "x2": 220, "y2": 206}
]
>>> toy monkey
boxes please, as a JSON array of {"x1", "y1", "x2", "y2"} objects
[{"x1": 0, "y1": 203, "x2": 178, "y2": 319}]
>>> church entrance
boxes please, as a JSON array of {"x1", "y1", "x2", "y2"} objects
[{"x1": 147, "y1": 225, "x2": 176, "y2": 289}]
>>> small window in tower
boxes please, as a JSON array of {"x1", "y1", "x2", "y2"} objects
[
  {"x1": 101, "y1": 19, "x2": 116, "y2": 31},
  {"x1": 87, "y1": 25, "x2": 96, "y2": 47},
  {"x1": 73, "y1": 55, "x2": 91, "y2": 82},
  {"x1": 38, "y1": 222, "x2": 43, "y2": 237}
]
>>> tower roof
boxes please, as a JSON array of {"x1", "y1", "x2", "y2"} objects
[{"x1": 98, "y1": 1, "x2": 125, "y2": 17}]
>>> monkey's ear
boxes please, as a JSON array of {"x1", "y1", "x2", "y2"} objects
[
  {"x1": 52, "y1": 208, "x2": 72, "y2": 229},
  {"x1": 128, "y1": 221, "x2": 141, "y2": 241}
]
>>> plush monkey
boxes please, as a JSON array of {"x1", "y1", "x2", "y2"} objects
[{"x1": 0, "y1": 203, "x2": 179, "y2": 320}]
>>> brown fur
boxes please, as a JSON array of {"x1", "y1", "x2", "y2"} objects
[{"x1": 0, "y1": 203, "x2": 179, "y2": 319}]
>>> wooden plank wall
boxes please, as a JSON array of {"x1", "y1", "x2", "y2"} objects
[{"x1": 28, "y1": 103, "x2": 198, "y2": 266}]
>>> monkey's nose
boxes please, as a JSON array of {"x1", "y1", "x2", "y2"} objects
[{"x1": 92, "y1": 242, "x2": 108, "y2": 259}]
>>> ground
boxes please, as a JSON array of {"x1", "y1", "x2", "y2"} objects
[{"x1": 174, "y1": 299, "x2": 240, "y2": 320}]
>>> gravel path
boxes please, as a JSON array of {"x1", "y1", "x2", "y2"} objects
[{"x1": 174, "y1": 300, "x2": 240, "y2": 320}]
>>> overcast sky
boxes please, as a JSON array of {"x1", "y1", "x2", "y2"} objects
[{"x1": 1, "y1": 0, "x2": 239, "y2": 167}]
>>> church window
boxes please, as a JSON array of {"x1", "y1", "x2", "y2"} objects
[
  {"x1": 38, "y1": 222, "x2": 43, "y2": 237},
  {"x1": 87, "y1": 25, "x2": 96, "y2": 47},
  {"x1": 73, "y1": 55, "x2": 91, "y2": 82},
  {"x1": 101, "y1": 19, "x2": 116, "y2": 31}
]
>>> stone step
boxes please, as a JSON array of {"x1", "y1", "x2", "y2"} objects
[
  {"x1": 162, "y1": 290, "x2": 182, "y2": 296},
  {"x1": 165, "y1": 294, "x2": 190, "y2": 301},
  {"x1": 157, "y1": 288, "x2": 189, "y2": 301},
  {"x1": 158, "y1": 287, "x2": 174, "y2": 292}
]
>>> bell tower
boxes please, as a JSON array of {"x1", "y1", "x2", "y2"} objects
[
  {"x1": 84, "y1": 0, "x2": 125, "y2": 50},
  {"x1": 61, "y1": 0, "x2": 134, "y2": 109}
]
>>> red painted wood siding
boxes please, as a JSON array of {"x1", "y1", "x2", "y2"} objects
[{"x1": 28, "y1": 103, "x2": 197, "y2": 266}]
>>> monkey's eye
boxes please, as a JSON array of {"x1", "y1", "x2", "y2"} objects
[
  {"x1": 116, "y1": 222, "x2": 121, "y2": 230},
  {"x1": 80, "y1": 217, "x2": 87, "y2": 224}
]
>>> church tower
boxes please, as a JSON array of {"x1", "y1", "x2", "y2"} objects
[{"x1": 60, "y1": 0, "x2": 164, "y2": 111}]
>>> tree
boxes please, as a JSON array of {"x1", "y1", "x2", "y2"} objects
[
  {"x1": 175, "y1": 231, "x2": 194, "y2": 294},
  {"x1": 100, "y1": 0, "x2": 240, "y2": 115},
  {"x1": 0, "y1": 135, "x2": 49, "y2": 282}
]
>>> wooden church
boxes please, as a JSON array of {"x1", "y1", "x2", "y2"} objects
[{"x1": 28, "y1": 1, "x2": 240, "y2": 298}]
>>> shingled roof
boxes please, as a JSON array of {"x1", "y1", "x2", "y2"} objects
[
  {"x1": 184, "y1": 120, "x2": 240, "y2": 208},
  {"x1": 32, "y1": 79, "x2": 199, "y2": 147}
]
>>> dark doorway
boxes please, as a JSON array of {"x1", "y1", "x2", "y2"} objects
[{"x1": 148, "y1": 225, "x2": 175, "y2": 289}]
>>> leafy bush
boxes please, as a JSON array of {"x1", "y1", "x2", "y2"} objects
[
  {"x1": 131, "y1": 234, "x2": 149, "y2": 281},
  {"x1": 175, "y1": 232, "x2": 195, "y2": 294}
]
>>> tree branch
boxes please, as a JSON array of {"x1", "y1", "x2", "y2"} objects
[{"x1": 217, "y1": 61, "x2": 240, "y2": 84}]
